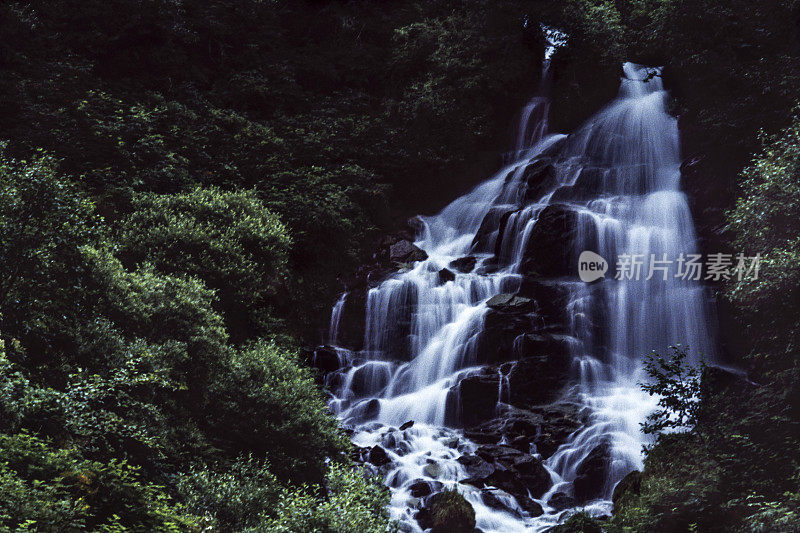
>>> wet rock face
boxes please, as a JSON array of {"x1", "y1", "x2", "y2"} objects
[
  {"x1": 572, "y1": 441, "x2": 612, "y2": 503},
  {"x1": 460, "y1": 444, "x2": 552, "y2": 500},
  {"x1": 522, "y1": 157, "x2": 560, "y2": 203},
  {"x1": 463, "y1": 403, "x2": 582, "y2": 459},
  {"x1": 478, "y1": 294, "x2": 538, "y2": 365},
  {"x1": 453, "y1": 354, "x2": 572, "y2": 429},
  {"x1": 516, "y1": 279, "x2": 572, "y2": 325},
  {"x1": 519, "y1": 203, "x2": 580, "y2": 278},
  {"x1": 453, "y1": 348, "x2": 575, "y2": 428},
  {"x1": 471, "y1": 206, "x2": 515, "y2": 254},
  {"x1": 456, "y1": 373, "x2": 499, "y2": 427},
  {"x1": 506, "y1": 352, "x2": 572, "y2": 407},
  {"x1": 334, "y1": 289, "x2": 367, "y2": 351}
]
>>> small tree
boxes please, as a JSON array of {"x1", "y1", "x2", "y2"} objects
[{"x1": 640, "y1": 345, "x2": 705, "y2": 449}]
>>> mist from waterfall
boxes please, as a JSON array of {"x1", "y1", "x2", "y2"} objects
[{"x1": 324, "y1": 61, "x2": 714, "y2": 532}]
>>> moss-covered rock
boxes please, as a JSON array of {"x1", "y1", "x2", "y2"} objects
[{"x1": 416, "y1": 489, "x2": 476, "y2": 533}]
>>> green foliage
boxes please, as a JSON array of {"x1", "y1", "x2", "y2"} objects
[
  {"x1": 175, "y1": 455, "x2": 280, "y2": 532},
  {"x1": 0, "y1": 0, "x2": 547, "y2": 339},
  {"x1": 261, "y1": 463, "x2": 392, "y2": 533},
  {"x1": 0, "y1": 431, "x2": 199, "y2": 532},
  {"x1": 204, "y1": 341, "x2": 349, "y2": 484},
  {"x1": 728, "y1": 112, "x2": 800, "y2": 363},
  {"x1": 609, "y1": 433, "x2": 727, "y2": 532},
  {"x1": 0, "y1": 151, "x2": 100, "y2": 370},
  {"x1": 120, "y1": 186, "x2": 291, "y2": 342},
  {"x1": 0, "y1": 151, "x2": 361, "y2": 529},
  {"x1": 551, "y1": 511, "x2": 603, "y2": 533},
  {"x1": 640, "y1": 345, "x2": 704, "y2": 443}
]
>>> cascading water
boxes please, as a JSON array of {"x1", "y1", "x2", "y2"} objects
[{"x1": 323, "y1": 61, "x2": 714, "y2": 532}]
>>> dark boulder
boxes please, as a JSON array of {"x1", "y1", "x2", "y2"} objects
[
  {"x1": 348, "y1": 398, "x2": 380, "y2": 422},
  {"x1": 472, "y1": 444, "x2": 552, "y2": 498},
  {"x1": 307, "y1": 345, "x2": 341, "y2": 374},
  {"x1": 438, "y1": 268, "x2": 456, "y2": 284},
  {"x1": 549, "y1": 511, "x2": 604, "y2": 533},
  {"x1": 480, "y1": 488, "x2": 543, "y2": 517},
  {"x1": 409, "y1": 479, "x2": 442, "y2": 498},
  {"x1": 519, "y1": 497, "x2": 545, "y2": 517},
  {"x1": 480, "y1": 489, "x2": 511, "y2": 513},
  {"x1": 450, "y1": 255, "x2": 478, "y2": 273},
  {"x1": 407, "y1": 215, "x2": 426, "y2": 234},
  {"x1": 573, "y1": 441, "x2": 612, "y2": 503},
  {"x1": 389, "y1": 239, "x2": 428, "y2": 264},
  {"x1": 486, "y1": 293, "x2": 535, "y2": 313},
  {"x1": 368, "y1": 445, "x2": 391, "y2": 466}
]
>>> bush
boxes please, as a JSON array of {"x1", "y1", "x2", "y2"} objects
[
  {"x1": 261, "y1": 463, "x2": 392, "y2": 533},
  {"x1": 175, "y1": 455, "x2": 280, "y2": 531},
  {"x1": 205, "y1": 341, "x2": 349, "y2": 484},
  {"x1": 551, "y1": 511, "x2": 603, "y2": 533},
  {"x1": 0, "y1": 432, "x2": 199, "y2": 532},
  {"x1": 608, "y1": 432, "x2": 727, "y2": 532},
  {"x1": 121, "y1": 186, "x2": 292, "y2": 343}
]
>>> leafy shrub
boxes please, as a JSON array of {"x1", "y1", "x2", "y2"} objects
[
  {"x1": 551, "y1": 511, "x2": 603, "y2": 533},
  {"x1": 175, "y1": 455, "x2": 280, "y2": 531},
  {"x1": 0, "y1": 432, "x2": 199, "y2": 532},
  {"x1": 121, "y1": 186, "x2": 291, "y2": 342},
  {"x1": 205, "y1": 341, "x2": 348, "y2": 484},
  {"x1": 261, "y1": 463, "x2": 391, "y2": 533},
  {"x1": 640, "y1": 345, "x2": 704, "y2": 447}
]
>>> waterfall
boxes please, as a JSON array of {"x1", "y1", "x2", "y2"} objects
[
  {"x1": 324, "y1": 62, "x2": 714, "y2": 531},
  {"x1": 329, "y1": 293, "x2": 346, "y2": 344}
]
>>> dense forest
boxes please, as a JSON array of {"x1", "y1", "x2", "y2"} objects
[{"x1": 0, "y1": 0, "x2": 798, "y2": 531}]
